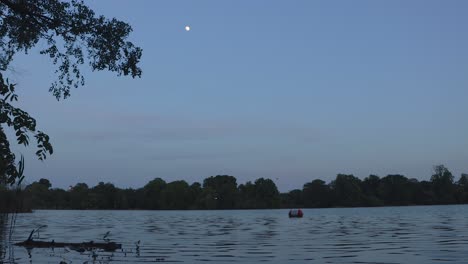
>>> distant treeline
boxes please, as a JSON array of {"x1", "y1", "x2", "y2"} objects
[{"x1": 1, "y1": 165, "x2": 468, "y2": 211}]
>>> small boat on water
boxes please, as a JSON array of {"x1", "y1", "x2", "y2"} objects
[{"x1": 288, "y1": 209, "x2": 303, "y2": 218}]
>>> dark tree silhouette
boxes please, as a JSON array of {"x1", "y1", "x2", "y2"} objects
[
  {"x1": 0, "y1": 126, "x2": 17, "y2": 185},
  {"x1": 431, "y1": 165, "x2": 455, "y2": 203},
  {"x1": 143, "y1": 178, "x2": 166, "y2": 209},
  {"x1": 457, "y1": 174, "x2": 468, "y2": 203},
  {"x1": 4, "y1": 165, "x2": 468, "y2": 212},
  {"x1": 281, "y1": 189, "x2": 303, "y2": 208},
  {"x1": 238, "y1": 181, "x2": 256, "y2": 209},
  {"x1": 202, "y1": 175, "x2": 238, "y2": 209},
  {"x1": 458, "y1": 174, "x2": 468, "y2": 187},
  {"x1": 377, "y1": 175, "x2": 413, "y2": 206},
  {"x1": 330, "y1": 174, "x2": 364, "y2": 207},
  {"x1": 252, "y1": 178, "x2": 280, "y2": 208},
  {"x1": 302, "y1": 179, "x2": 330, "y2": 208},
  {"x1": 160, "y1": 180, "x2": 191, "y2": 209},
  {"x1": 361, "y1": 175, "x2": 383, "y2": 206},
  {"x1": 0, "y1": 0, "x2": 142, "y2": 185}
]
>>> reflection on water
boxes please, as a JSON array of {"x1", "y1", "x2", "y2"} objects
[
  {"x1": 2, "y1": 205, "x2": 468, "y2": 263},
  {"x1": 0, "y1": 214, "x2": 7, "y2": 261}
]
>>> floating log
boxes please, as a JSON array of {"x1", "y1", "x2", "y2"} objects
[{"x1": 15, "y1": 239, "x2": 121, "y2": 252}]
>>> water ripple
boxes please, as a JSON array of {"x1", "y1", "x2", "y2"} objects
[{"x1": 2, "y1": 206, "x2": 468, "y2": 263}]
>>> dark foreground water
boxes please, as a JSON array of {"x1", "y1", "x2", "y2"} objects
[{"x1": 1, "y1": 205, "x2": 468, "y2": 263}]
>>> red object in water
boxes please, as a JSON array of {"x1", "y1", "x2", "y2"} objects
[{"x1": 288, "y1": 209, "x2": 303, "y2": 218}]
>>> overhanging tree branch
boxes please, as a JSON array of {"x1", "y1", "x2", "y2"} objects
[{"x1": 0, "y1": 0, "x2": 142, "y2": 185}]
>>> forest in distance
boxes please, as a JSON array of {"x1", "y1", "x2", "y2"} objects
[{"x1": 1, "y1": 165, "x2": 468, "y2": 212}]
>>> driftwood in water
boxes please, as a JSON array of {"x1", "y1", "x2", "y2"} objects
[
  {"x1": 15, "y1": 239, "x2": 121, "y2": 252},
  {"x1": 14, "y1": 228, "x2": 121, "y2": 252}
]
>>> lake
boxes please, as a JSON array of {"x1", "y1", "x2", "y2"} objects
[{"x1": 1, "y1": 205, "x2": 468, "y2": 263}]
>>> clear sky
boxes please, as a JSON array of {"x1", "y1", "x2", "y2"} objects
[{"x1": 8, "y1": 0, "x2": 468, "y2": 191}]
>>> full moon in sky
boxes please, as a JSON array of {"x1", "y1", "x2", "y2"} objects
[{"x1": 185, "y1": 26, "x2": 190, "y2": 31}]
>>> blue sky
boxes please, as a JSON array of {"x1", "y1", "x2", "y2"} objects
[{"x1": 7, "y1": 0, "x2": 468, "y2": 191}]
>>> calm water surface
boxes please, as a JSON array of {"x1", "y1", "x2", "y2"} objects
[{"x1": 1, "y1": 205, "x2": 468, "y2": 263}]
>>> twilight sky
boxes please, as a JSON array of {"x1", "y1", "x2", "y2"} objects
[{"x1": 7, "y1": 0, "x2": 468, "y2": 191}]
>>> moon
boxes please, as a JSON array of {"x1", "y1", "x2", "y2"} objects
[{"x1": 185, "y1": 26, "x2": 190, "y2": 31}]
